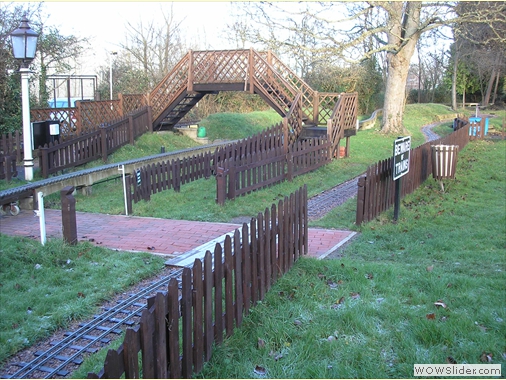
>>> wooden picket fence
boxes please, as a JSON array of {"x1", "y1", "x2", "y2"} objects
[
  {"x1": 37, "y1": 107, "x2": 152, "y2": 178},
  {"x1": 355, "y1": 120, "x2": 471, "y2": 224},
  {"x1": 216, "y1": 137, "x2": 330, "y2": 205},
  {"x1": 214, "y1": 122, "x2": 286, "y2": 167},
  {"x1": 0, "y1": 131, "x2": 23, "y2": 162},
  {"x1": 88, "y1": 185, "x2": 308, "y2": 379},
  {"x1": 0, "y1": 154, "x2": 17, "y2": 181},
  {"x1": 125, "y1": 151, "x2": 214, "y2": 214}
]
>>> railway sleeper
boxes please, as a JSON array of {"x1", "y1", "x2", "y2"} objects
[
  {"x1": 50, "y1": 342, "x2": 98, "y2": 353},
  {"x1": 63, "y1": 332, "x2": 110, "y2": 344},
  {"x1": 79, "y1": 324, "x2": 122, "y2": 335},
  {"x1": 34, "y1": 351, "x2": 83, "y2": 365},
  {"x1": 11, "y1": 362, "x2": 69, "y2": 377}
]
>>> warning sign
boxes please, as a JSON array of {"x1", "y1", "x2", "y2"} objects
[{"x1": 393, "y1": 136, "x2": 411, "y2": 180}]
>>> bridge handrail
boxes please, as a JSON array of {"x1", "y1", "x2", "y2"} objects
[
  {"x1": 250, "y1": 50, "x2": 299, "y2": 116},
  {"x1": 149, "y1": 51, "x2": 191, "y2": 123}
]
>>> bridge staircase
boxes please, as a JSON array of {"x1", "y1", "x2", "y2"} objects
[{"x1": 148, "y1": 49, "x2": 357, "y2": 151}]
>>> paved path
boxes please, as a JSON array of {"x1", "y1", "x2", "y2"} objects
[{"x1": 0, "y1": 209, "x2": 356, "y2": 261}]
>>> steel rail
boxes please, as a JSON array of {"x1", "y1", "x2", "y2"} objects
[{"x1": 7, "y1": 269, "x2": 184, "y2": 379}]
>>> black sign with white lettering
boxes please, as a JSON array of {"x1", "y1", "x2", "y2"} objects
[{"x1": 393, "y1": 136, "x2": 411, "y2": 180}]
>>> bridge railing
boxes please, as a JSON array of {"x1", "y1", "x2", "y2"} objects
[
  {"x1": 149, "y1": 49, "x2": 332, "y2": 128},
  {"x1": 327, "y1": 92, "x2": 359, "y2": 158}
]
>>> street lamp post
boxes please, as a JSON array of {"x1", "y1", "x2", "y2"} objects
[
  {"x1": 109, "y1": 51, "x2": 117, "y2": 100},
  {"x1": 10, "y1": 15, "x2": 38, "y2": 181}
]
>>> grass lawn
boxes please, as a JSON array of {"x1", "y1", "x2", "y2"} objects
[
  {"x1": 191, "y1": 139, "x2": 506, "y2": 379},
  {"x1": 0, "y1": 237, "x2": 166, "y2": 364},
  {"x1": 1, "y1": 104, "x2": 504, "y2": 377}
]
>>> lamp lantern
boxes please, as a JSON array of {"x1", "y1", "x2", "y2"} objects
[
  {"x1": 10, "y1": 15, "x2": 39, "y2": 68},
  {"x1": 10, "y1": 15, "x2": 39, "y2": 181}
]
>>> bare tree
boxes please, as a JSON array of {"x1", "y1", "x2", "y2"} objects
[
  {"x1": 120, "y1": 4, "x2": 186, "y2": 88},
  {"x1": 230, "y1": 2, "x2": 505, "y2": 134}
]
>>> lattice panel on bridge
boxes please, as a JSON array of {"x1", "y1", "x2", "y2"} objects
[
  {"x1": 285, "y1": 94, "x2": 304, "y2": 146},
  {"x1": 318, "y1": 93, "x2": 341, "y2": 124},
  {"x1": 192, "y1": 50, "x2": 249, "y2": 83},
  {"x1": 78, "y1": 100, "x2": 122, "y2": 133},
  {"x1": 336, "y1": 93, "x2": 358, "y2": 130},
  {"x1": 121, "y1": 94, "x2": 147, "y2": 114},
  {"x1": 150, "y1": 54, "x2": 190, "y2": 121},
  {"x1": 252, "y1": 53, "x2": 298, "y2": 114}
]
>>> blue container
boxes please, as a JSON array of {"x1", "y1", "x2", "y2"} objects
[
  {"x1": 484, "y1": 118, "x2": 489, "y2": 135},
  {"x1": 469, "y1": 117, "x2": 481, "y2": 136}
]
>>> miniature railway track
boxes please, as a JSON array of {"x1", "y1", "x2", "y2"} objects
[{"x1": 4, "y1": 268, "x2": 184, "y2": 379}]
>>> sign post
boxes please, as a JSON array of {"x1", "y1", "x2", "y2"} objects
[{"x1": 392, "y1": 136, "x2": 411, "y2": 221}]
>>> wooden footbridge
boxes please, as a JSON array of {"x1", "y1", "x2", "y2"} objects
[
  {"x1": 149, "y1": 49, "x2": 357, "y2": 140},
  {"x1": 30, "y1": 49, "x2": 357, "y2": 146}
]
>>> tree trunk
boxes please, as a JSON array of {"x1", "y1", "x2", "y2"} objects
[
  {"x1": 483, "y1": 67, "x2": 497, "y2": 106},
  {"x1": 492, "y1": 69, "x2": 501, "y2": 105},
  {"x1": 381, "y1": 48, "x2": 414, "y2": 135},
  {"x1": 380, "y1": 1, "x2": 420, "y2": 135},
  {"x1": 451, "y1": 51, "x2": 459, "y2": 110}
]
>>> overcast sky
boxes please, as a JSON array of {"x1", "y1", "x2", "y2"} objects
[{"x1": 41, "y1": 1, "x2": 235, "y2": 73}]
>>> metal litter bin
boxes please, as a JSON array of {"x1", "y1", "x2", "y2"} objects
[{"x1": 431, "y1": 144, "x2": 459, "y2": 191}]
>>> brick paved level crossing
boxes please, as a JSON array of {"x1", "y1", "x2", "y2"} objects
[{"x1": 0, "y1": 209, "x2": 356, "y2": 261}]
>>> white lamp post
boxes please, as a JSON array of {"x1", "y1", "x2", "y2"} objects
[
  {"x1": 109, "y1": 51, "x2": 117, "y2": 100},
  {"x1": 10, "y1": 15, "x2": 38, "y2": 181}
]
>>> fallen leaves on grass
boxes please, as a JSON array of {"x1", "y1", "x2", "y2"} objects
[
  {"x1": 253, "y1": 365, "x2": 267, "y2": 375},
  {"x1": 331, "y1": 296, "x2": 346, "y2": 309},
  {"x1": 434, "y1": 300, "x2": 447, "y2": 308},
  {"x1": 426, "y1": 265, "x2": 434, "y2": 272},
  {"x1": 480, "y1": 352, "x2": 493, "y2": 363},
  {"x1": 269, "y1": 351, "x2": 283, "y2": 361},
  {"x1": 475, "y1": 322, "x2": 487, "y2": 332},
  {"x1": 257, "y1": 338, "x2": 265, "y2": 349},
  {"x1": 426, "y1": 313, "x2": 436, "y2": 320},
  {"x1": 77, "y1": 292, "x2": 85, "y2": 298},
  {"x1": 350, "y1": 292, "x2": 360, "y2": 300},
  {"x1": 446, "y1": 356, "x2": 457, "y2": 364}
]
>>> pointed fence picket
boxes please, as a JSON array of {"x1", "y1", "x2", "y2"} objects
[
  {"x1": 88, "y1": 185, "x2": 308, "y2": 379},
  {"x1": 356, "y1": 119, "x2": 471, "y2": 224}
]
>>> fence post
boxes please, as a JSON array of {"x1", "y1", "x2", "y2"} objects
[
  {"x1": 101, "y1": 128, "x2": 108, "y2": 162},
  {"x1": 129, "y1": 115, "x2": 135, "y2": 145},
  {"x1": 39, "y1": 146, "x2": 49, "y2": 179},
  {"x1": 228, "y1": 159, "x2": 236, "y2": 200},
  {"x1": 313, "y1": 91, "x2": 319, "y2": 125},
  {"x1": 355, "y1": 176, "x2": 366, "y2": 225},
  {"x1": 216, "y1": 166, "x2": 226, "y2": 205},
  {"x1": 147, "y1": 106, "x2": 153, "y2": 133},
  {"x1": 5, "y1": 155, "x2": 12, "y2": 181},
  {"x1": 125, "y1": 174, "x2": 133, "y2": 215},
  {"x1": 282, "y1": 118, "x2": 289, "y2": 153},
  {"x1": 286, "y1": 151, "x2": 293, "y2": 181},
  {"x1": 60, "y1": 186, "x2": 78, "y2": 245}
]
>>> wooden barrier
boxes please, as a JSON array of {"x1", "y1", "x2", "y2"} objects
[
  {"x1": 356, "y1": 122, "x2": 470, "y2": 225},
  {"x1": 0, "y1": 154, "x2": 17, "y2": 181},
  {"x1": 217, "y1": 137, "x2": 330, "y2": 204},
  {"x1": 88, "y1": 186, "x2": 308, "y2": 379},
  {"x1": 38, "y1": 107, "x2": 152, "y2": 178}
]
